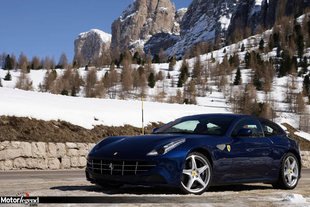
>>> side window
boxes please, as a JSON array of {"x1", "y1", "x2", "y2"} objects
[
  {"x1": 260, "y1": 120, "x2": 284, "y2": 137},
  {"x1": 171, "y1": 120, "x2": 199, "y2": 133},
  {"x1": 232, "y1": 118, "x2": 264, "y2": 138}
]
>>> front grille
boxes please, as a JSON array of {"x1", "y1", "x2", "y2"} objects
[{"x1": 87, "y1": 159, "x2": 156, "y2": 176}]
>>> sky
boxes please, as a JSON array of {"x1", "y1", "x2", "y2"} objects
[{"x1": 0, "y1": 0, "x2": 192, "y2": 63}]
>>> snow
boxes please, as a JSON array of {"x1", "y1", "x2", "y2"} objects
[
  {"x1": 78, "y1": 29, "x2": 111, "y2": 43},
  {"x1": 295, "y1": 131, "x2": 310, "y2": 142},
  {"x1": 158, "y1": 7, "x2": 168, "y2": 12},
  {"x1": 283, "y1": 194, "x2": 307, "y2": 204},
  {"x1": 177, "y1": 8, "x2": 188, "y2": 14},
  {"x1": 0, "y1": 87, "x2": 229, "y2": 129},
  {"x1": 255, "y1": 0, "x2": 263, "y2": 6},
  {"x1": 219, "y1": 14, "x2": 232, "y2": 30},
  {"x1": 120, "y1": 11, "x2": 137, "y2": 22}
]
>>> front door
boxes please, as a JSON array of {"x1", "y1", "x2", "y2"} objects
[{"x1": 229, "y1": 118, "x2": 273, "y2": 181}]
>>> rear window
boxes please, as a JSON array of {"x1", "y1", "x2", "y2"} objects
[{"x1": 259, "y1": 119, "x2": 285, "y2": 137}]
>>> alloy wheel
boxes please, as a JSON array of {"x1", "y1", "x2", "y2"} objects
[
  {"x1": 181, "y1": 153, "x2": 211, "y2": 194},
  {"x1": 283, "y1": 155, "x2": 299, "y2": 187}
]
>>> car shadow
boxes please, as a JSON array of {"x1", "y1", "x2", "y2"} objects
[{"x1": 50, "y1": 184, "x2": 273, "y2": 195}]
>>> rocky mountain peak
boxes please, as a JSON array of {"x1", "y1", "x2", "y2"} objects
[
  {"x1": 111, "y1": 0, "x2": 177, "y2": 52},
  {"x1": 74, "y1": 29, "x2": 111, "y2": 66}
]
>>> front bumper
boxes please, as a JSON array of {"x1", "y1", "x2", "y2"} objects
[{"x1": 85, "y1": 156, "x2": 183, "y2": 187}]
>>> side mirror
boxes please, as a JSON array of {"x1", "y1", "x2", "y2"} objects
[
  {"x1": 237, "y1": 128, "x2": 253, "y2": 137},
  {"x1": 152, "y1": 127, "x2": 159, "y2": 134}
]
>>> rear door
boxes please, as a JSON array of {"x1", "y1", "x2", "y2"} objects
[{"x1": 229, "y1": 117, "x2": 273, "y2": 181}]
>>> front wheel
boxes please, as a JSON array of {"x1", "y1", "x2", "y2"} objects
[
  {"x1": 180, "y1": 152, "x2": 212, "y2": 194},
  {"x1": 273, "y1": 153, "x2": 300, "y2": 189}
]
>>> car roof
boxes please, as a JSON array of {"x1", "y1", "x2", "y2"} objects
[{"x1": 181, "y1": 113, "x2": 250, "y2": 120}]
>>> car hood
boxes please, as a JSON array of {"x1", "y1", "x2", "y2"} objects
[{"x1": 89, "y1": 134, "x2": 186, "y2": 158}]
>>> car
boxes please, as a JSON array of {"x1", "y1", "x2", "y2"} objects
[{"x1": 86, "y1": 114, "x2": 301, "y2": 194}]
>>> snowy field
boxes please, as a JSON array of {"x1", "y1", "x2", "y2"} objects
[{"x1": 0, "y1": 87, "x2": 229, "y2": 129}]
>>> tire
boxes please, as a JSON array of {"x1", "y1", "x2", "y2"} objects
[
  {"x1": 180, "y1": 152, "x2": 212, "y2": 195},
  {"x1": 272, "y1": 153, "x2": 300, "y2": 190}
]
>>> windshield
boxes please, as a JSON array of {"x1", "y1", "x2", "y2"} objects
[{"x1": 154, "y1": 116, "x2": 235, "y2": 136}]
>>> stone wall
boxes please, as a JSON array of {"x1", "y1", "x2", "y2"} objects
[
  {"x1": 0, "y1": 141, "x2": 309, "y2": 170},
  {"x1": 301, "y1": 151, "x2": 310, "y2": 168},
  {"x1": 0, "y1": 141, "x2": 95, "y2": 170}
]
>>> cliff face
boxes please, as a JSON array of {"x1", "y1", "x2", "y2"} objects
[
  {"x1": 166, "y1": 0, "x2": 239, "y2": 57},
  {"x1": 227, "y1": 0, "x2": 310, "y2": 41},
  {"x1": 110, "y1": 0, "x2": 310, "y2": 58},
  {"x1": 111, "y1": 0, "x2": 177, "y2": 52},
  {"x1": 74, "y1": 29, "x2": 111, "y2": 66}
]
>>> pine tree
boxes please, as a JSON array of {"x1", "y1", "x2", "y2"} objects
[
  {"x1": 4, "y1": 55, "x2": 14, "y2": 70},
  {"x1": 4, "y1": 70, "x2": 12, "y2": 81},
  {"x1": 301, "y1": 57, "x2": 308, "y2": 75},
  {"x1": 233, "y1": 67, "x2": 242, "y2": 85},
  {"x1": 168, "y1": 56, "x2": 176, "y2": 71},
  {"x1": 153, "y1": 54, "x2": 160, "y2": 63},
  {"x1": 241, "y1": 43, "x2": 245, "y2": 52},
  {"x1": 259, "y1": 39, "x2": 264, "y2": 51},
  {"x1": 278, "y1": 50, "x2": 292, "y2": 77},
  {"x1": 148, "y1": 72, "x2": 156, "y2": 88},
  {"x1": 303, "y1": 75, "x2": 310, "y2": 96},
  {"x1": 244, "y1": 52, "x2": 251, "y2": 68},
  {"x1": 192, "y1": 54, "x2": 202, "y2": 78},
  {"x1": 133, "y1": 51, "x2": 142, "y2": 65},
  {"x1": 295, "y1": 24, "x2": 304, "y2": 58},
  {"x1": 177, "y1": 59, "x2": 189, "y2": 87}
]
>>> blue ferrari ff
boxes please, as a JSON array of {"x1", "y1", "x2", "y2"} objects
[{"x1": 86, "y1": 114, "x2": 301, "y2": 194}]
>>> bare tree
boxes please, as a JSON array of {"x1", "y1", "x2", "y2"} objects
[
  {"x1": 43, "y1": 56, "x2": 55, "y2": 70},
  {"x1": 108, "y1": 64, "x2": 119, "y2": 99},
  {"x1": 42, "y1": 70, "x2": 57, "y2": 92},
  {"x1": 85, "y1": 68, "x2": 98, "y2": 97},
  {"x1": 15, "y1": 67, "x2": 33, "y2": 91},
  {"x1": 169, "y1": 89, "x2": 183, "y2": 104},
  {"x1": 31, "y1": 56, "x2": 41, "y2": 70},
  {"x1": 120, "y1": 60, "x2": 133, "y2": 98},
  {"x1": 18, "y1": 53, "x2": 28, "y2": 72},
  {"x1": 183, "y1": 79, "x2": 197, "y2": 105}
]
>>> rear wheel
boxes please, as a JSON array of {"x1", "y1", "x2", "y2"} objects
[
  {"x1": 180, "y1": 152, "x2": 212, "y2": 194},
  {"x1": 273, "y1": 153, "x2": 300, "y2": 189}
]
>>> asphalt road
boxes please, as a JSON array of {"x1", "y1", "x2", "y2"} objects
[{"x1": 0, "y1": 169, "x2": 310, "y2": 206}]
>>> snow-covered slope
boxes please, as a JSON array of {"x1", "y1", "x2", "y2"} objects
[
  {"x1": 0, "y1": 87, "x2": 229, "y2": 129},
  {"x1": 78, "y1": 29, "x2": 111, "y2": 43}
]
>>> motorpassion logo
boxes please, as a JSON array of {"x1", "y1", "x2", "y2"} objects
[{"x1": 1, "y1": 193, "x2": 39, "y2": 206}]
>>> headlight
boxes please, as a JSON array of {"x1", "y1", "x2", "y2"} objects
[{"x1": 147, "y1": 139, "x2": 186, "y2": 156}]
